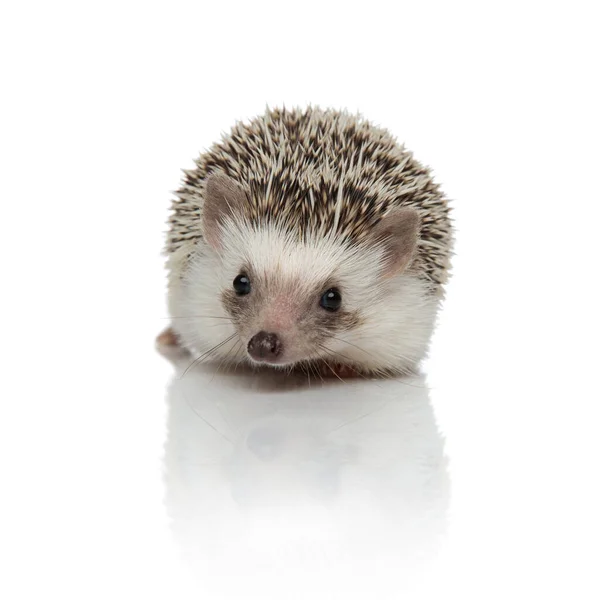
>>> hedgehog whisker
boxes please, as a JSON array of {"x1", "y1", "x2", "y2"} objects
[
  {"x1": 328, "y1": 401, "x2": 391, "y2": 435},
  {"x1": 328, "y1": 335, "x2": 429, "y2": 390},
  {"x1": 210, "y1": 338, "x2": 242, "y2": 385},
  {"x1": 182, "y1": 395, "x2": 235, "y2": 446},
  {"x1": 329, "y1": 336, "x2": 372, "y2": 357},
  {"x1": 179, "y1": 333, "x2": 237, "y2": 379},
  {"x1": 313, "y1": 361, "x2": 325, "y2": 384},
  {"x1": 318, "y1": 355, "x2": 348, "y2": 385},
  {"x1": 318, "y1": 343, "x2": 358, "y2": 366},
  {"x1": 299, "y1": 362, "x2": 311, "y2": 387},
  {"x1": 317, "y1": 344, "x2": 375, "y2": 384},
  {"x1": 304, "y1": 359, "x2": 324, "y2": 385}
]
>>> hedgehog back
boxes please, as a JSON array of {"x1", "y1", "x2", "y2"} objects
[{"x1": 167, "y1": 107, "x2": 452, "y2": 289}]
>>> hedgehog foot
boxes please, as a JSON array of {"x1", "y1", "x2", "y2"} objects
[{"x1": 156, "y1": 327, "x2": 180, "y2": 347}]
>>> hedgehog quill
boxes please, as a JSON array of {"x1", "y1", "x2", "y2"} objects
[{"x1": 159, "y1": 107, "x2": 452, "y2": 377}]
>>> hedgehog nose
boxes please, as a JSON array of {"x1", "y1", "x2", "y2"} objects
[{"x1": 247, "y1": 331, "x2": 282, "y2": 362}]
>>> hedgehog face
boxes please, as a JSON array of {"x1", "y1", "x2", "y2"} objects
[{"x1": 216, "y1": 228, "x2": 372, "y2": 367}]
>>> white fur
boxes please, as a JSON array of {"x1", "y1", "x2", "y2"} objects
[{"x1": 168, "y1": 218, "x2": 440, "y2": 375}]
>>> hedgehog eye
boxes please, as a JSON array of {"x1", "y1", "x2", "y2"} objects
[
  {"x1": 233, "y1": 274, "x2": 251, "y2": 295},
  {"x1": 320, "y1": 288, "x2": 341, "y2": 312}
]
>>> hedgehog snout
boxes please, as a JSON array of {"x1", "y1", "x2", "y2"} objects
[{"x1": 247, "y1": 331, "x2": 283, "y2": 363}]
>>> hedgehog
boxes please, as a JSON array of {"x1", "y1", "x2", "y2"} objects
[{"x1": 159, "y1": 106, "x2": 452, "y2": 377}]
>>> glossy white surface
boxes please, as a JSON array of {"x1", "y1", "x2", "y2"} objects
[
  {"x1": 164, "y1": 358, "x2": 448, "y2": 599},
  {"x1": 2, "y1": 2, "x2": 599, "y2": 599}
]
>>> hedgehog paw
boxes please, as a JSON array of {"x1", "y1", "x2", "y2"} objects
[{"x1": 156, "y1": 327, "x2": 180, "y2": 347}]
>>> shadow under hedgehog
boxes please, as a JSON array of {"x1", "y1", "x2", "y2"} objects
[{"x1": 159, "y1": 106, "x2": 453, "y2": 377}]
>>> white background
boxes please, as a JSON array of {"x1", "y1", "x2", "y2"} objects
[{"x1": 1, "y1": 1, "x2": 599, "y2": 598}]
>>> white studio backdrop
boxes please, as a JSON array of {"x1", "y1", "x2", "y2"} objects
[{"x1": 1, "y1": 1, "x2": 599, "y2": 599}]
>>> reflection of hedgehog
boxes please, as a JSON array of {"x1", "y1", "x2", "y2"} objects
[
  {"x1": 160, "y1": 106, "x2": 453, "y2": 376},
  {"x1": 163, "y1": 362, "x2": 450, "y2": 594}
]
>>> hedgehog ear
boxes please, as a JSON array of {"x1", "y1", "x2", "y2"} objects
[
  {"x1": 202, "y1": 172, "x2": 249, "y2": 250},
  {"x1": 372, "y1": 207, "x2": 421, "y2": 278}
]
